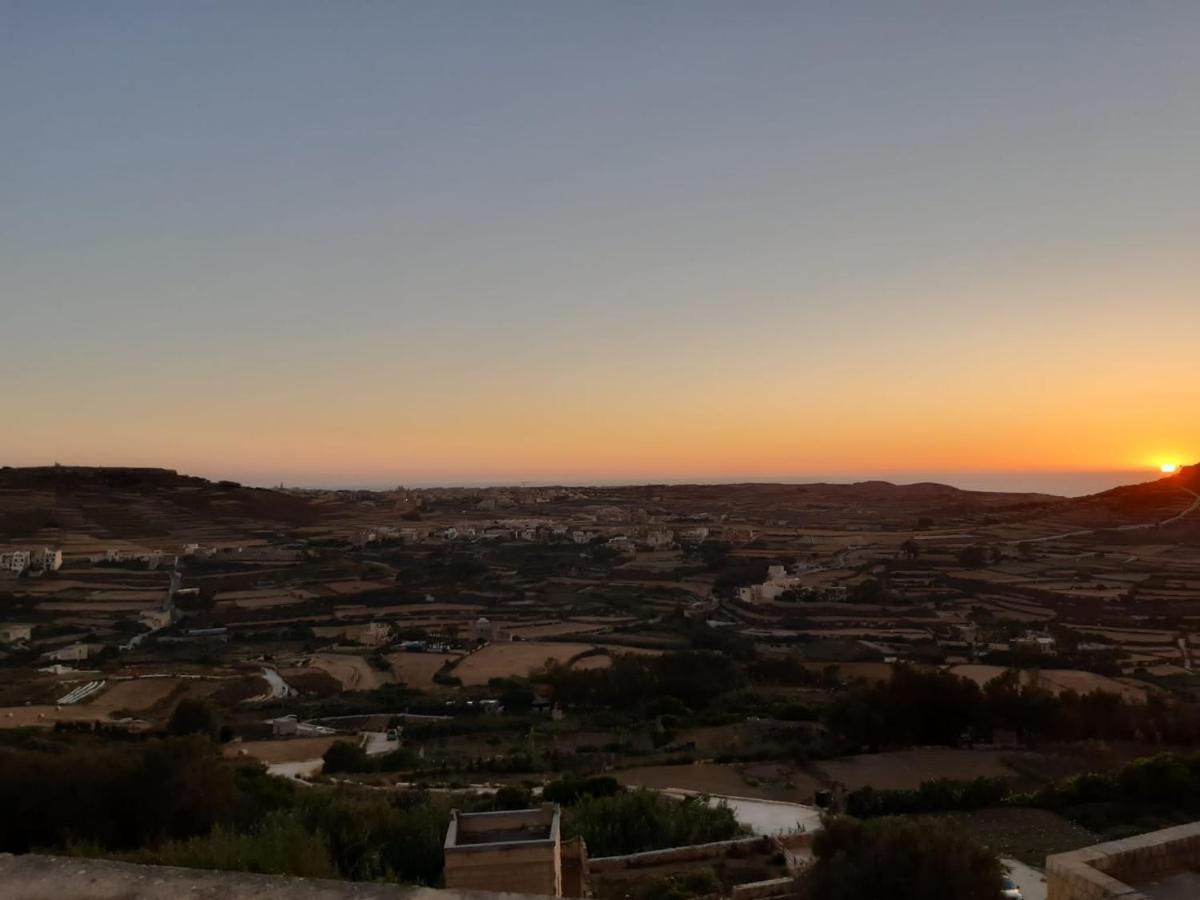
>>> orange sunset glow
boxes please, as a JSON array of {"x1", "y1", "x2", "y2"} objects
[{"x1": 2, "y1": 4, "x2": 1198, "y2": 496}]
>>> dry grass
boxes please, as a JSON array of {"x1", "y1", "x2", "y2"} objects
[
  {"x1": 950, "y1": 665, "x2": 1147, "y2": 702},
  {"x1": 300, "y1": 654, "x2": 387, "y2": 691},
  {"x1": 615, "y1": 762, "x2": 821, "y2": 802},
  {"x1": 224, "y1": 736, "x2": 338, "y2": 763},
  {"x1": 386, "y1": 651, "x2": 461, "y2": 686}
]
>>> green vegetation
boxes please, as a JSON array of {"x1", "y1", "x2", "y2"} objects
[
  {"x1": 322, "y1": 739, "x2": 420, "y2": 774},
  {"x1": 543, "y1": 774, "x2": 622, "y2": 805},
  {"x1": 563, "y1": 790, "x2": 742, "y2": 857},
  {"x1": 798, "y1": 815, "x2": 1004, "y2": 900},
  {"x1": 535, "y1": 652, "x2": 742, "y2": 711},
  {"x1": 0, "y1": 736, "x2": 746, "y2": 882},
  {"x1": 0, "y1": 737, "x2": 453, "y2": 884},
  {"x1": 845, "y1": 776, "x2": 1011, "y2": 819},
  {"x1": 1021, "y1": 751, "x2": 1200, "y2": 838},
  {"x1": 825, "y1": 664, "x2": 1200, "y2": 749},
  {"x1": 167, "y1": 699, "x2": 222, "y2": 742},
  {"x1": 634, "y1": 868, "x2": 722, "y2": 900}
]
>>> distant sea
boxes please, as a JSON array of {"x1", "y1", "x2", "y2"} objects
[{"x1": 271, "y1": 470, "x2": 1157, "y2": 498}]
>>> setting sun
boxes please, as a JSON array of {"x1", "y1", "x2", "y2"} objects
[{"x1": 1161, "y1": 463, "x2": 1179, "y2": 474}]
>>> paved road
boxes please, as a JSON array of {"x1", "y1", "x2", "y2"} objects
[
  {"x1": 259, "y1": 667, "x2": 294, "y2": 699},
  {"x1": 360, "y1": 731, "x2": 401, "y2": 756},
  {"x1": 265, "y1": 759, "x2": 322, "y2": 780},
  {"x1": 1002, "y1": 858, "x2": 1047, "y2": 900}
]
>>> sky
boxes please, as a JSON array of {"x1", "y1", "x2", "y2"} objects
[{"x1": 3, "y1": 2, "x2": 1198, "y2": 494}]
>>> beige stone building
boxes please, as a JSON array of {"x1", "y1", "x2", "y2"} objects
[{"x1": 444, "y1": 805, "x2": 581, "y2": 897}]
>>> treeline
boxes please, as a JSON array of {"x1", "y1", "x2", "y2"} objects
[
  {"x1": 0, "y1": 737, "x2": 453, "y2": 883},
  {"x1": 534, "y1": 652, "x2": 741, "y2": 711},
  {"x1": 0, "y1": 736, "x2": 745, "y2": 881},
  {"x1": 1022, "y1": 751, "x2": 1200, "y2": 834},
  {"x1": 845, "y1": 777, "x2": 1011, "y2": 819},
  {"x1": 843, "y1": 751, "x2": 1200, "y2": 840},
  {"x1": 826, "y1": 665, "x2": 1200, "y2": 750}
]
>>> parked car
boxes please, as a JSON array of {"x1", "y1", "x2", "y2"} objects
[{"x1": 1000, "y1": 875, "x2": 1023, "y2": 899}]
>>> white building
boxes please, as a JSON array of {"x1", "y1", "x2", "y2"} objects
[
  {"x1": 30, "y1": 548, "x2": 63, "y2": 572},
  {"x1": 0, "y1": 624, "x2": 33, "y2": 644},
  {"x1": 640, "y1": 529, "x2": 675, "y2": 550},
  {"x1": 0, "y1": 551, "x2": 31, "y2": 574},
  {"x1": 41, "y1": 642, "x2": 98, "y2": 662},
  {"x1": 313, "y1": 621, "x2": 393, "y2": 647},
  {"x1": 1014, "y1": 632, "x2": 1057, "y2": 656},
  {"x1": 473, "y1": 617, "x2": 505, "y2": 642}
]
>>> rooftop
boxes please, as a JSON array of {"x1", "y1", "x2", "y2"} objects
[{"x1": 445, "y1": 805, "x2": 560, "y2": 851}]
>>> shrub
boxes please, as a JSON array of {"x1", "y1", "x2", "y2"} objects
[
  {"x1": 542, "y1": 775, "x2": 622, "y2": 805},
  {"x1": 563, "y1": 790, "x2": 741, "y2": 856},
  {"x1": 493, "y1": 785, "x2": 533, "y2": 810},
  {"x1": 322, "y1": 740, "x2": 371, "y2": 774},
  {"x1": 125, "y1": 811, "x2": 336, "y2": 877},
  {"x1": 798, "y1": 815, "x2": 1003, "y2": 900},
  {"x1": 167, "y1": 699, "x2": 221, "y2": 742}
]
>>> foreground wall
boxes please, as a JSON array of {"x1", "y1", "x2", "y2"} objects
[
  {"x1": 0, "y1": 854, "x2": 542, "y2": 900},
  {"x1": 1046, "y1": 821, "x2": 1200, "y2": 900}
]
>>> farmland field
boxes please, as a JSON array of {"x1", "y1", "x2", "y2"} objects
[
  {"x1": 386, "y1": 651, "x2": 461, "y2": 686},
  {"x1": 451, "y1": 642, "x2": 600, "y2": 685},
  {"x1": 816, "y1": 749, "x2": 1020, "y2": 792},
  {"x1": 224, "y1": 737, "x2": 338, "y2": 764},
  {"x1": 950, "y1": 665, "x2": 1148, "y2": 702},
  {"x1": 299, "y1": 654, "x2": 386, "y2": 691}
]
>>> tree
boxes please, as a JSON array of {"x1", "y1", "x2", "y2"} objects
[
  {"x1": 957, "y1": 545, "x2": 991, "y2": 569},
  {"x1": 900, "y1": 539, "x2": 920, "y2": 560},
  {"x1": 321, "y1": 740, "x2": 370, "y2": 774},
  {"x1": 167, "y1": 700, "x2": 221, "y2": 742},
  {"x1": 850, "y1": 577, "x2": 886, "y2": 603},
  {"x1": 492, "y1": 785, "x2": 533, "y2": 810},
  {"x1": 798, "y1": 815, "x2": 1003, "y2": 900}
]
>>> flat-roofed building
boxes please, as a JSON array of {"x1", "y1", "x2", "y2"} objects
[
  {"x1": 0, "y1": 623, "x2": 33, "y2": 644},
  {"x1": 444, "y1": 805, "x2": 562, "y2": 897}
]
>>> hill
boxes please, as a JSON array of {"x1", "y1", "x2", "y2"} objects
[{"x1": 0, "y1": 466, "x2": 326, "y2": 545}]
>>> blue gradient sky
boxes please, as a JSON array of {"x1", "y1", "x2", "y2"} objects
[{"x1": 3, "y1": 2, "x2": 1198, "y2": 492}]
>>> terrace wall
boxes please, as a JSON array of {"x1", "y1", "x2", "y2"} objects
[{"x1": 1046, "y1": 821, "x2": 1200, "y2": 900}]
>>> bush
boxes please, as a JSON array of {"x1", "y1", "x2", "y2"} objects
[
  {"x1": 798, "y1": 815, "x2": 1003, "y2": 900},
  {"x1": 322, "y1": 740, "x2": 371, "y2": 774},
  {"x1": 0, "y1": 737, "x2": 239, "y2": 853},
  {"x1": 0, "y1": 737, "x2": 460, "y2": 886},
  {"x1": 542, "y1": 775, "x2": 622, "y2": 805},
  {"x1": 563, "y1": 790, "x2": 741, "y2": 856},
  {"x1": 124, "y1": 811, "x2": 336, "y2": 877},
  {"x1": 638, "y1": 867, "x2": 721, "y2": 900},
  {"x1": 167, "y1": 699, "x2": 221, "y2": 742},
  {"x1": 844, "y1": 777, "x2": 1011, "y2": 818},
  {"x1": 493, "y1": 785, "x2": 533, "y2": 810}
]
